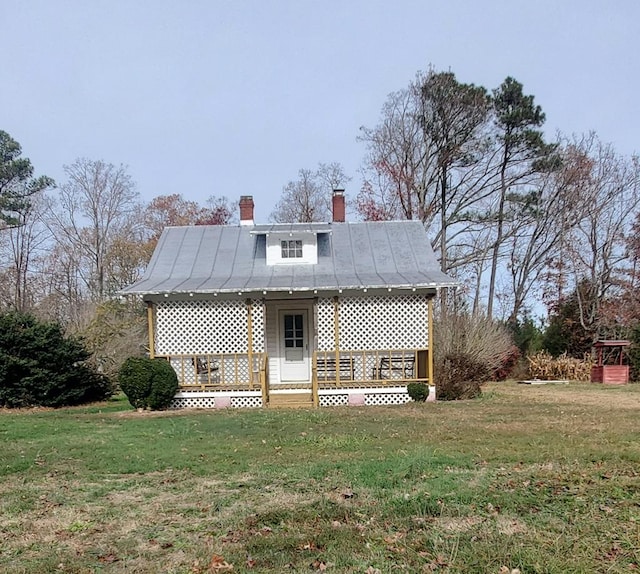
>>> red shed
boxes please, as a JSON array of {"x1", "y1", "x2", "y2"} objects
[{"x1": 591, "y1": 340, "x2": 630, "y2": 385}]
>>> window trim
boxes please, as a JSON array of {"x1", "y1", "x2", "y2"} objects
[{"x1": 281, "y1": 239, "x2": 303, "y2": 259}]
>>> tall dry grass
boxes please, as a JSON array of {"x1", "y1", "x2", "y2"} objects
[{"x1": 434, "y1": 313, "x2": 514, "y2": 373}]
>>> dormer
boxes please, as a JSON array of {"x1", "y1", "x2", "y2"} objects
[{"x1": 250, "y1": 224, "x2": 332, "y2": 266}]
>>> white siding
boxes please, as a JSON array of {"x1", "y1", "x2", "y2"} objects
[{"x1": 266, "y1": 234, "x2": 318, "y2": 265}]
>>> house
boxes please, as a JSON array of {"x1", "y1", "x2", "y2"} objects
[{"x1": 123, "y1": 192, "x2": 455, "y2": 408}]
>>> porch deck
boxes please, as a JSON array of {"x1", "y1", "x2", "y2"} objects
[{"x1": 162, "y1": 348, "x2": 431, "y2": 408}]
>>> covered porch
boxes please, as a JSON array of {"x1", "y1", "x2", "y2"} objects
[{"x1": 146, "y1": 290, "x2": 436, "y2": 408}]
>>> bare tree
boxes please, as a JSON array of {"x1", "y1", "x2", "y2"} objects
[
  {"x1": 47, "y1": 158, "x2": 140, "y2": 300},
  {"x1": 1, "y1": 192, "x2": 54, "y2": 311},
  {"x1": 270, "y1": 163, "x2": 350, "y2": 223},
  {"x1": 563, "y1": 134, "x2": 640, "y2": 336},
  {"x1": 502, "y1": 144, "x2": 593, "y2": 322},
  {"x1": 357, "y1": 68, "x2": 503, "y2": 318}
]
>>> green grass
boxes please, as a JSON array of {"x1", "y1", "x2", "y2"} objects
[{"x1": 1, "y1": 383, "x2": 639, "y2": 573}]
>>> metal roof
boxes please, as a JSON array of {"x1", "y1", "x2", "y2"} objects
[
  {"x1": 250, "y1": 223, "x2": 333, "y2": 234},
  {"x1": 122, "y1": 221, "x2": 456, "y2": 295}
]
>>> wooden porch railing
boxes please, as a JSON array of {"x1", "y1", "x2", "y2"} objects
[
  {"x1": 159, "y1": 352, "x2": 267, "y2": 393},
  {"x1": 313, "y1": 349, "x2": 430, "y2": 388}
]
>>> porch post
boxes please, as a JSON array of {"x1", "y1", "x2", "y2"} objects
[
  {"x1": 246, "y1": 299, "x2": 254, "y2": 389},
  {"x1": 333, "y1": 296, "x2": 340, "y2": 385},
  {"x1": 427, "y1": 296, "x2": 436, "y2": 401},
  {"x1": 146, "y1": 301, "x2": 155, "y2": 359},
  {"x1": 312, "y1": 298, "x2": 319, "y2": 407}
]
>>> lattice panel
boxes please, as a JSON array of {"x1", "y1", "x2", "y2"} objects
[
  {"x1": 230, "y1": 396, "x2": 262, "y2": 408},
  {"x1": 155, "y1": 299, "x2": 264, "y2": 355},
  {"x1": 338, "y1": 295, "x2": 428, "y2": 350},
  {"x1": 317, "y1": 298, "x2": 335, "y2": 351},
  {"x1": 365, "y1": 392, "x2": 411, "y2": 406},
  {"x1": 171, "y1": 396, "x2": 216, "y2": 409},
  {"x1": 170, "y1": 395, "x2": 262, "y2": 409},
  {"x1": 251, "y1": 301, "x2": 265, "y2": 352},
  {"x1": 319, "y1": 394, "x2": 349, "y2": 407}
]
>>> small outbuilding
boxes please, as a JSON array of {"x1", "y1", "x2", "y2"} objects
[
  {"x1": 591, "y1": 340, "x2": 630, "y2": 385},
  {"x1": 122, "y1": 192, "x2": 455, "y2": 408}
]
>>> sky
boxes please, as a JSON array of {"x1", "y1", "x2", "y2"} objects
[{"x1": 2, "y1": 0, "x2": 638, "y2": 222}]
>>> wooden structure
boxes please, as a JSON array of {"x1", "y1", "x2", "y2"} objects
[
  {"x1": 591, "y1": 340, "x2": 630, "y2": 385},
  {"x1": 123, "y1": 193, "x2": 454, "y2": 408}
]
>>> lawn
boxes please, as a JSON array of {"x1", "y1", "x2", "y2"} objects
[{"x1": 0, "y1": 383, "x2": 639, "y2": 573}]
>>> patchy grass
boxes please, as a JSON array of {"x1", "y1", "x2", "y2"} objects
[{"x1": 0, "y1": 383, "x2": 639, "y2": 573}]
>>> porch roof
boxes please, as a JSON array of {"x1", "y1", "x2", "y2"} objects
[{"x1": 123, "y1": 220, "x2": 456, "y2": 295}]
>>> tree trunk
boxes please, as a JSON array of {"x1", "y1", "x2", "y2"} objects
[{"x1": 487, "y1": 146, "x2": 509, "y2": 319}]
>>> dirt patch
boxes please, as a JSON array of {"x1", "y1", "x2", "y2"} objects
[
  {"x1": 437, "y1": 516, "x2": 483, "y2": 532},
  {"x1": 436, "y1": 514, "x2": 527, "y2": 536}
]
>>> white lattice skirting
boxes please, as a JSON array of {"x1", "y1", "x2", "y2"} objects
[
  {"x1": 319, "y1": 386, "x2": 415, "y2": 407},
  {"x1": 170, "y1": 386, "x2": 435, "y2": 409},
  {"x1": 171, "y1": 391, "x2": 263, "y2": 409}
]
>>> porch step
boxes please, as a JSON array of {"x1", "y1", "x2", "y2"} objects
[{"x1": 268, "y1": 392, "x2": 314, "y2": 409}]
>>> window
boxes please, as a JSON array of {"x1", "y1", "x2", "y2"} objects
[{"x1": 281, "y1": 239, "x2": 303, "y2": 259}]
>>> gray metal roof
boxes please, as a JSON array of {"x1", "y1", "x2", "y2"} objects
[
  {"x1": 250, "y1": 223, "x2": 333, "y2": 234},
  {"x1": 123, "y1": 221, "x2": 456, "y2": 295}
]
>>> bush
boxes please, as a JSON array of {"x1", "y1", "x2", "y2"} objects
[
  {"x1": 629, "y1": 323, "x2": 640, "y2": 382},
  {"x1": 407, "y1": 382, "x2": 429, "y2": 402},
  {"x1": 493, "y1": 345, "x2": 521, "y2": 380},
  {"x1": 118, "y1": 357, "x2": 178, "y2": 410},
  {"x1": 436, "y1": 353, "x2": 490, "y2": 401},
  {"x1": 0, "y1": 311, "x2": 113, "y2": 408},
  {"x1": 118, "y1": 357, "x2": 154, "y2": 408},
  {"x1": 434, "y1": 313, "x2": 514, "y2": 376},
  {"x1": 433, "y1": 313, "x2": 514, "y2": 399},
  {"x1": 147, "y1": 359, "x2": 179, "y2": 410}
]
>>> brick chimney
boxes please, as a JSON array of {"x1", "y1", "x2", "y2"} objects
[
  {"x1": 239, "y1": 195, "x2": 254, "y2": 226},
  {"x1": 332, "y1": 189, "x2": 345, "y2": 223}
]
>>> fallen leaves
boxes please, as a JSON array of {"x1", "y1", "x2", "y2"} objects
[{"x1": 209, "y1": 554, "x2": 234, "y2": 571}]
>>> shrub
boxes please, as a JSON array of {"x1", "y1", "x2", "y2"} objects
[
  {"x1": 493, "y1": 345, "x2": 521, "y2": 380},
  {"x1": 433, "y1": 313, "x2": 514, "y2": 399},
  {"x1": 406, "y1": 382, "x2": 429, "y2": 402},
  {"x1": 147, "y1": 359, "x2": 179, "y2": 410},
  {"x1": 118, "y1": 357, "x2": 154, "y2": 408},
  {"x1": 118, "y1": 357, "x2": 178, "y2": 410},
  {"x1": 629, "y1": 323, "x2": 640, "y2": 382},
  {"x1": 434, "y1": 313, "x2": 514, "y2": 376},
  {"x1": 436, "y1": 353, "x2": 490, "y2": 401},
  {"x1": 0, "y1": 311, "x2": 113, "y2": 408}
]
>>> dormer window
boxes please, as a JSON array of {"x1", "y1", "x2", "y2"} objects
[
  {"x1": 251, "y1": 224, "x2": 331, "y2": 265},
  {"x1": 281, "y1": 239, "x2": 303, "y2": 259}
]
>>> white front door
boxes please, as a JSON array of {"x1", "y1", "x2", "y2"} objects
[{"x1": 279, "y1": 309, "x2": 310, "y2": 382}]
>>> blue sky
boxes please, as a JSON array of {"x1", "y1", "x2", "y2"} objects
[{"x1": 3, "y1": 0, "x2": 638, "y2": 222}]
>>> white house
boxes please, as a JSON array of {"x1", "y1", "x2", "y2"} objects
[{"x1": 123, "y1": 192, "x2": 455, "y2": 408}]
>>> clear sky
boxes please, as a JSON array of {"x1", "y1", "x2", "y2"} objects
[{"x1": 3, "y1": 0, "x2": 638, "y2": 222}]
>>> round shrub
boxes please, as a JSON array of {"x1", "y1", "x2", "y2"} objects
[
  {"x1": 118, "y1": 357, "x2": 154, "y2": 409},
  {"x1": 147, "y1": 359, "x2": 179, "y2": 410},
  {"x1": 118, "y1": 357, "x2": 178, "y2": 410},
  {"x1": 407, "y1": 382, "x2": 429, "y2": 402}
]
